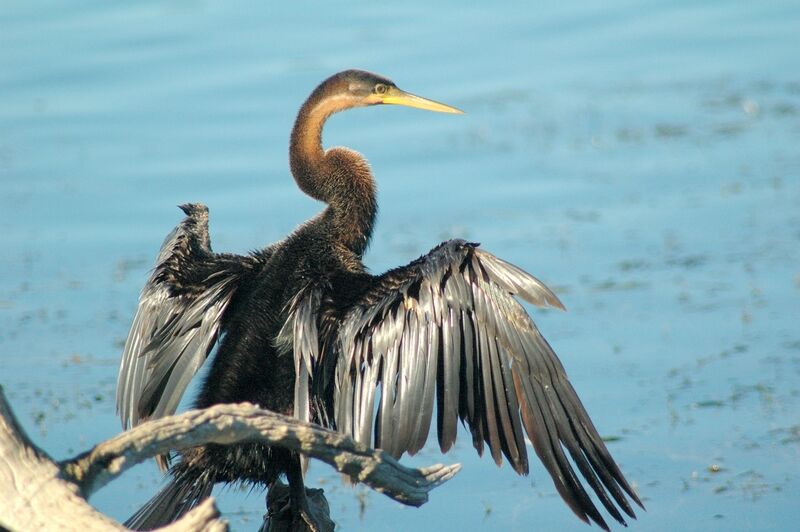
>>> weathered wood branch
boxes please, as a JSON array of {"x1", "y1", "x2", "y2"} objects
[
  {"x1": 0, "y1": 385, "x2": 225, "y2": 531},
  {"x1": 61, "y1": 401, "x2": 461, "y2": 505},
  {"x1": 0, "y1": 385, "x2": 460, "y2": 531}
]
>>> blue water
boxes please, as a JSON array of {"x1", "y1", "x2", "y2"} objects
[{"x1": 1, "y1": 1, "x2": 799, "y2": 530}]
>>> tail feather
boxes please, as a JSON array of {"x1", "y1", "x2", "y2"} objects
[{"x1": 125, "y1": 473, "x2": 213, "y2": 531}]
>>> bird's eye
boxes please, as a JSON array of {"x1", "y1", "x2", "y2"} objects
[{"x1": 374, "y1": 84, "x2": 388, "y2": 95}]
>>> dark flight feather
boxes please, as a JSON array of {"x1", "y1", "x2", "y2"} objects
[
  {"x1": 287, "y1": 239, "x2": 642, "y2": 530},
  {"x1": 116, "y1": 204, "x2": 261, "y2": 434}
]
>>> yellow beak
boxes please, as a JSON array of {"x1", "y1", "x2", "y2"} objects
[{"x1": 377, "y1": 87, "x2": 464, "y2": 114}]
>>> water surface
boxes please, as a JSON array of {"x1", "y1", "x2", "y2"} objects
[{"x1": 1, "y1": 1, "x2": 799, "y2": 530}]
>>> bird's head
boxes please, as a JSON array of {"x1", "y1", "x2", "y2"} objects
[{"x1": 310, "y1": 69, "x2": 463, "y2": 115}]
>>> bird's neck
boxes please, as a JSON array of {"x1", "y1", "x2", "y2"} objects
[{"x1": 290, "y1": 95, "x2": 377, "y2": 258}]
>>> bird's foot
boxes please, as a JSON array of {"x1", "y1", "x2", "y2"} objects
[
  {"x1": 292, "y1": 490, "x2": 334, "y2": 532},
  {"x1": 264, "y1": 480, "x2": 334, "y2": 532}
]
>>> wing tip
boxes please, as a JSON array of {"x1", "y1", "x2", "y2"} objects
[
  {"x1": 549, "y1": 293, "x2": 567, "y2": 311},
  {"x1": 178, "y1": 203, "x2": 209, "y2": 217}
]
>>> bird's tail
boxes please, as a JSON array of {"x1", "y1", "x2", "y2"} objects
[{"x1": 124, "y1": 470, "x2": 213, "y2": 531}]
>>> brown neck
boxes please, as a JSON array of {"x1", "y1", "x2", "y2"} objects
[{"x1": 289, "y1": 92, "x2": 377, "y2": 258}]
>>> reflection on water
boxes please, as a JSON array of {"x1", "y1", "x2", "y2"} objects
[{"x1": 1, "y1": 1, "x2": 799, "y2": 530}]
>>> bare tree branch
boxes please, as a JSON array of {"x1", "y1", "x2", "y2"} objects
[
  {"x1": 61, "y1": 401, "x2": 461, "y2": 506},
  {"x1": 0, "y1": 385, "x2": 228, "y2": 531},
  {"x1": 0, "y1": 385, "x2": 461, "y2": 531}
]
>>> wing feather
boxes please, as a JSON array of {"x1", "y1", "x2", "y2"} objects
[
  {"x1": 116, "y1": 204, "x2": 258, "y2": 435},
  {"x1": 288, "y1": 239, "x2": 642, "y2": 529},
  {"x1": 436, "y1": 307, "x2": 460, "y2": 452},
  {"x1": 410, "y1": 317, "x2": 437, "y2": 454}
]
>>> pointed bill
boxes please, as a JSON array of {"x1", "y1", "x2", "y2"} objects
[{"x1": 379, "y1": 87, "x2": 464, "y2": 114}]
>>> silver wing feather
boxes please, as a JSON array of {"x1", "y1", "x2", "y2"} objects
[
  {"x1": 116, "y1": 204, "x2": 257, "y2": 431},
  {"x1": 289, "y1": 239, "x2": 642, "y2": 531}
]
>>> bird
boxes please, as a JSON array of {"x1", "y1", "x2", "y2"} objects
[{"x1": 116, "y1": 69, "x2": 643, "y2": 531}]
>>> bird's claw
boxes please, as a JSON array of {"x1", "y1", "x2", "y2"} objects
[
  {"x1": 294, "y1": 497, "x2": 334, "y2": 532},
  {"x1": 264, "y1": 480, "x2": 334, "y2": 532}
]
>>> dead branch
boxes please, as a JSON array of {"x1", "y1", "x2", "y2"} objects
[{"x1": 0, "y1": 385, "x2": 460, "y2": 531}]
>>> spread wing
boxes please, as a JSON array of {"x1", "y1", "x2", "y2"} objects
[
  {"x1": 116, "y1": 204, "x2": 262, "y2": 431},
  {"x1": 290, "y1": 239, "x2": 642, "y2": 530}
]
